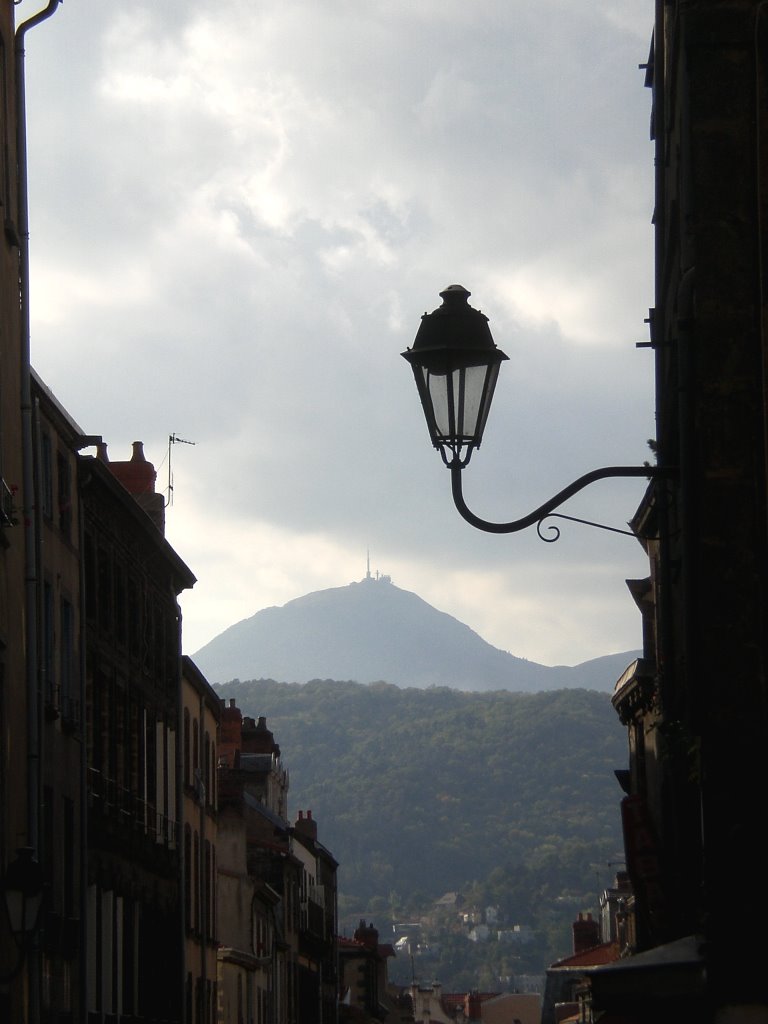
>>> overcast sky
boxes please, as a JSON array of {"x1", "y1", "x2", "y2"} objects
[{"x1": 22, "y1": 0, "x2": 657, "y2": 668}]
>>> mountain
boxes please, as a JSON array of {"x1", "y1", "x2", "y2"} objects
[{"x1": 191, "y1": 576, "x2": 639, "y2": 692}]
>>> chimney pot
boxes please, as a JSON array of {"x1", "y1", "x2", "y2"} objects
[{"x1": 573, "y1": 911, "x2": 600, "y2": 953}]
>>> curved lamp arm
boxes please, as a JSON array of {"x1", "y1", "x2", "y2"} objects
[{"x1": 450, "y1": 462, "x2": 664, "y2": 536}]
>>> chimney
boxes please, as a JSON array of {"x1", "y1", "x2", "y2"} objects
[
  {"x1": 219, "y1": 699, "x2": 244, "y2": 767},
  {"x1": 241, "y1": 715, "x2": 280, "y2": 757},
  {"x1": 294, "y1": 808, "x2": 318, "y2": 840},
  {"x1": 107, "y1": 441, "x2": 165, "y2": 533},
  {"x1": 353, "y1": 919, "x2": 379, "y2": 950},
  {"x1": 572, "y1": 911, "x2": 600, "y2": 953},
  {"x1": 465, "y1": 990, "x2": 483, "y2": 1022}
]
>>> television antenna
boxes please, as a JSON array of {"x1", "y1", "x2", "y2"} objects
[{"x1": 165, "y1": 433, "x2": 196, "y2": 507}]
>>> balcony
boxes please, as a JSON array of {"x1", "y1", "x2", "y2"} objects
[{"x1": 87, "y1": 768, "x2": 178, "y2": 852}]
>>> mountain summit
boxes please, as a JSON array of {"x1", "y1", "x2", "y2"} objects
[{"x1": 191, "y1": 576, "x2": 638, "y2": 693}]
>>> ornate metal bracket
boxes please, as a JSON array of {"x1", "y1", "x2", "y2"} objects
[
  {"x1": 536, "y1": 514, "x2": 636, "y2": 543},
  {"x1": 449, "y1": 462, "x2": 665, "y2": 540}
]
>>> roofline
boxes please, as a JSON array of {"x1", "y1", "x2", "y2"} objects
[
  {"x1": 79, "y1": 455, "x2": 196, "y2": 591},
  {"x1": 183, "y1": 656, "x2": 223, "y2": 715},
  {"x1": 31, "y1": 366, "x2": 90, "y2": 441}
]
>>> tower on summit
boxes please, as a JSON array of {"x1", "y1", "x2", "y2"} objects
[{"x1": 363, "y1": 550, "x2": 391, "y2": 584}]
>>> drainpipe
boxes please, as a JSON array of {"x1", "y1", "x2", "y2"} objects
[
  {"x1": 76, "y1": 462, "x2": 88, "y2": 1024},
  {"x1": 754, "y1": 5, "x2": 768, "y2": 712},
  {"x1": 198, "y1": 690, "x2": 207, "y2": 1024},
  {"x1": 176, "y1": 603, "x2": 186, "y2": 1023},
  {"x1": 16, "y1": 0, "x2": 64, "y2": 842},
  {"x1": 15, "y1": 4, "x2": 63, "y2": 1023}
]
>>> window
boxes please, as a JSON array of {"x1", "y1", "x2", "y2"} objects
[
  {"x1": 41, "y1": 433, "x2": 53, "y2": 519},
  {"x1": 204, "y1": 840, "x2": 211, "y2": 940},
  {"x1": 127, "y1": 578, "x2": 140, "y2": 654},
  {"x1": 184, "y1": 826, "x2": 192, "y2": 931},
  {"x1": 57, "y1": 450, "x2": 72, "y2": 538},
  {"x1": 43, "y1": 784, "x2": 54, "y2": 891},
  {"x1": 98, "y1": 548, "x2": 112, "y2": 633},
  {"x1": 84, "y1": 533, "x2": 96, "y2": 620},
  {"x1": 64, "y1": 796, "x2": 75, "y2": 918},
  {"x1": 211, "y1": 845, "x2": 216, "y2": 941},
  {"x1": 204, "y1": 731, "x2": 210, "y2": 805},
  {"x1": 193, "y1": 831, "x2": 200, "y2": 933},
  {"x1": 60, "y1": 597, "x2": 76, "y2": 721},
  {"x1": 114, "y1": 563, "x2": 127, "y2": 645},
  {"x1": 183, "y1": 709, "x2": 191, "y2": 787},
  {"x1": 0, "y1": 36, "x2": 11, "y2": 214},
  {"x1": 43, "y1": 580, "x2": 56, "y2": 709}
]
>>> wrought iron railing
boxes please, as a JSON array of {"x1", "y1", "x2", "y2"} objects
[{"x1": 87, "y1": 768, "x2": 178, "y2": 848}]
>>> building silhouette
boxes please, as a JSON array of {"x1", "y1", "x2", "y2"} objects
[
  {"x1": 217, "y1": 701, "x2": 339, "y2": 1024},
  {"x1": 182, "y1": 656, "x2": 221, "y2": 1024},
  {"x1": 590, "y1": 3, "x2": 768, "y2": 1021}
]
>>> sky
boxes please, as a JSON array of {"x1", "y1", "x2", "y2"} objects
[{"x1": 21, "y1": 0, "x2": 657, "y2": 668}]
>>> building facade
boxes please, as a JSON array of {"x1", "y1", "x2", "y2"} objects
[
  {"x1": 1, "y1": 1, "x2": 39, "y2": 1017},
  {"x1": 33, "y1": 373, "x2": 88, "y2": 1024},
  {"x1": 293, "y1": 810, "x2": 338, "y2": 1024},
  {"x1": 82, "y1": 442, "x2": 195, "y2": 1023},
  {"x1": 217, "y1": 701, "x2": 339, "y2": 1024},
  {"x1": 183, "y1": 656, "x2": 221, "y2": 1024},
  {"x1": 595, "y1": 3, "x2": 768, "y2": 1021}
]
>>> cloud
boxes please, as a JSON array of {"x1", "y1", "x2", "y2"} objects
[{"x1": 23, "y1": 0, "x2": 655, "y2": 665}]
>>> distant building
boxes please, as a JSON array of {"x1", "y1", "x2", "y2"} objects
[
  {"x1": 217, "y1": 700, "x2": 339, "y2": 1024},
  {"x1": 339, "y1": 918, "x2": 407, "y2": 1023},
  {"x1": 293, "y1": 808, "x2": 339, "y2": 1023},
  {"x1": 473, "y1": 991, "x2": 541, "y2": 1024},
  {"x1": 540, "y1": 914, "x2": 619, "y2": 1024},
  {"x1": 408, "y1": 981, "x2": 454, "y2": 1024},
  {"x1": 182, "y1": 656, "x2": 221, "y2": 1024},
  {"x1": 468, "y1": 925, "x2": 490, "y2": 943},
  {"x1": 598, "y1": 871, "x2": 632, "y2": 950},
  {"x1": 217, "y1": 702, "x2": 294, "y2": 1024},
  {"x1": 497, "y1": 924, "x2": 534, "y2": 945}
]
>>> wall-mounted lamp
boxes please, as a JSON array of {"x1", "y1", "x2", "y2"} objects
[
  {"x1": 0, "y1": 847, "x2": 43, "y2": 983},
  {"x1": 402, "y1": 285, "x2": 663, "y2": 540}
]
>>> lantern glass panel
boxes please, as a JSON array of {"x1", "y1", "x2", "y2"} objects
[{"x1": 413, "y1": 359, "x2": 501, "y2": 464}]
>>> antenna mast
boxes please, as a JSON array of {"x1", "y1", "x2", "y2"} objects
[{"x1": 166, "y1": 433, "x2": 196, "y2": 507}]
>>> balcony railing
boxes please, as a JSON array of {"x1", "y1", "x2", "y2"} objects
[
  {"x1": 300, "y1": 897, "x2": 325, "y2": 939},
  {"x1": 87, "y1": 768, "x2": 178, "y2": 848}
]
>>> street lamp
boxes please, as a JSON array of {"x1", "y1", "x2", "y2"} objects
[
  {"x1": 402, "y1": 285, "x2": 662, "y2": 539},
  {"x1": 0, "y1": 848, "x2": 43, "y2": 983}
]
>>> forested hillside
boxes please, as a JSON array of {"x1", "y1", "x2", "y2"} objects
[{"x1": 214, "y1": 679, "x2": 627, "y2": 923}]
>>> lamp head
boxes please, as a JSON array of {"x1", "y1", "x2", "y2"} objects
[{"x1": 402, "y1": 285, "x2": 508, "y2": 466}]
